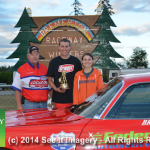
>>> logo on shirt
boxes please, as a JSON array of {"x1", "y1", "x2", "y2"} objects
[
  {"x1": 58, "y1": 64, "x2": 74, "y2": 73},
  {"x1": 29, "y1": 77, "x2": 48, "y2": 88},
  {"x1": 79, "y1": 79, "x2": 95, "y2": 84},
  {"x1": 26, "y1": 72, "x2": 34, "y2": 74}
]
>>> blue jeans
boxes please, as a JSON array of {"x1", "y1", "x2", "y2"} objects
[{"x1": 23, "y1": 99, "x2": 47, "y2": 109}]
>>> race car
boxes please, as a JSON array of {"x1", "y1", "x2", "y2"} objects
[{"x1": 5, "y1": 73, "x2": 150, "y2": 150}]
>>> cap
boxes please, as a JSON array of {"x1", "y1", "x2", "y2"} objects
[{"x1": 28, "y1": 46, "x2": 40, "y2": 54}]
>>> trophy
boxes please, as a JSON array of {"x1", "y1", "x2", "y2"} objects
[{"x1": 59, "y1": 69, "x2": 70, "y2": 89}]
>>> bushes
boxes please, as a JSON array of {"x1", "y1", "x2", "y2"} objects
[
  {"x1": 0, "y1": 66, "x2": 13, "y2": 84},
  {"x1": 0, "y1": 72, "x2": 13, "y2": 84},
  {"x1": 102, "y1": 69, "x2": 109, "y2": 82}
]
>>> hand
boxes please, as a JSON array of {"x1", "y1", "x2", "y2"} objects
[
  {"x1": 55, "y1": 87, "x2": 66, "y2": 93},
  {"x1": 17, "y1": 105, "x2": 24, "y2": 110},
  {"x1": 51, "y1": 101, "x2": 55, "y2": 109}
]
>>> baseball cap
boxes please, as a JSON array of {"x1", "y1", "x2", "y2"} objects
[{"x1": 28, "y1": 46, "x2": 40, "y2": 54}]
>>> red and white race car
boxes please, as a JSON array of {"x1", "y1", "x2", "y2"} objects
[{"x1": 5, "y1": 73, "x2": 150, "y2": 150}]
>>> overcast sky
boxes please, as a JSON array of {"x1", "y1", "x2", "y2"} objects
[{"x1": 0, "y1": 0, "x2": 150, "y2": 67}]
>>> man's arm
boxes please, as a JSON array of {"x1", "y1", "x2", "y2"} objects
[
  {"x1": 49, "y1": 90, "x2": 53, "y2": 98},
  {"x1": 73, "y1": 75, "x2": 79, "y2": 105},
  {"x1": 12, "y1": 70, "x2": 23, "y2": 110},
  {"x1": 48, "y1": 77, "x2": 66, "y2": 93},
  {"x1": 15, "y1": 90, "x2": 24, "y2": 110},
  {"x1": 48, "y1": 89, "x2": 55, "y2": 108}
]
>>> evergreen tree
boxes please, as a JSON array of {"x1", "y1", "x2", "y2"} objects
[
  {"x1": 91, "y1": 5, "x2": 123, "y2": 70},
  {"x1": 7, "y1": 8, "x2": 43, "y2": 72},
  {"x1": 69, "y1": 0, "x2": 84, "y2": 15},
  {"x1": 95, "y1": 0, "x2": 114, "y2": 15}
]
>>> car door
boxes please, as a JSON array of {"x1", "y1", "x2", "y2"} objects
[{"x1": 78, "y1": 82, "x2": 150, "y2": 150}]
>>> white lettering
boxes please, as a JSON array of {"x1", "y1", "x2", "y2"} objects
[
  {"x1": 105, "y1": 137, "x2": 111, "y2": 143},
  {"x1": 78, "y1": 24, "x2": 83, "y2": 31},
  {"x1": 39, "y1": 30, "x2": 45, "y2": 36},
  {"x1": 74, "y1": 37, "x2": 78, "y2": 44},
  {"x1": 75, "y1": 51, "x2": 79, "y2": 57},
  {"x1": 48, "y1": 52, "x2": 55, "y2": 58},
  {"x1": 142, "y1": 120, "x2": 150, "y2": 125},
  {"x1": 92, "y1": 138, "x2": 97, "y2": 145},
  {"x1": 79, "y1": 37, "x2": 83, "y2": 43},
  {"x1": 82, "y1": 27, "x2": 88, "y2": 34},
  {"x1": 44, "y1": 27, "x2": 49, "y2": 33},
  {"x1": 118, "y1": 137, "x2": 123, "y2": 143},
  {"x1": 142, "y1": 120, "x2": 147, "y2": 125},
  {"x1": 0, "y1": 119, "x2": 4, "y2": 124},
  {"x1": 147, "y1": 120, "x2": 150, "y2": 125},
  {"x1": 56, "y1": 51, "x2": 61, "y2": 57},
  {"x1": 57, "y1": 37, "x2": 61, "y2": 43},
  {"x1": 42, "y1": 137, "x2": 46, "y2": 143},
  {"x1": 49, "y1": 23, "x2": 53, "y2": 30},
  {"x1": 67, "y1": 37, "x2": 72, "y2": 43},
  {"x1": 54, "y1": 21, "x2": 59, "y2": 27},
  {"x1": 69, "y1": 51, "x2": 73, "y2": 55},
  {"x1": 67, "y1": 19, "x2": 72, "y2": 26},
  {"x1": 74, "y1": 21, "x2": 78, "y2": 27},
  {"x1": 62, "y1": 19, "x2": 66, "y2": 26},
  {"x1": 80, "y1": 51, "x2": 84, "y2": 57},
  {"x1": 46, "y1": 37, "x2": 51, "y2": 44},
  {"x1": 52, "y1": 37, "x2": 56, "y2": 44},
  {"x1": 146, "y1": 137, "x2": 150, "y2": 143}
]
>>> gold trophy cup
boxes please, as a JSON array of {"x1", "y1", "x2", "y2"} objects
[{"x1": 58, "y1": 70, "x2": 70, "y2": 89}]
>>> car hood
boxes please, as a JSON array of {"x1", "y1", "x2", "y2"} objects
[{"x1": 6, "y1": 107, "x2": 84, "y2": 127}]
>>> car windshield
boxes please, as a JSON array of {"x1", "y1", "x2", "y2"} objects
[{"x1": 70, "y1": 78, "x2": 123, "y2": 118}]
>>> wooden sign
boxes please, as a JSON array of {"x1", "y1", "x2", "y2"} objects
[{"x1": 31, "y1": 15, "x2": 100, "y2": 67}]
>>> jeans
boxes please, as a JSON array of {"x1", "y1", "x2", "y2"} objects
[{"x1": 23, "y1": 99, "x2": 47, "y2": 109}]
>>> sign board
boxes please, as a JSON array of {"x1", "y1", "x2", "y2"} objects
[{"x1": 30, "y1": 15, "x2": 100, "y2": 67}]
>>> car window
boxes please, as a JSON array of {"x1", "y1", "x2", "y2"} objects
[
  {"x1": 71, "y1": 78, "x2": 122, "y2": 118},
  {"x1": 106, "y1": 83, "x2": 150, "y2": 119}
]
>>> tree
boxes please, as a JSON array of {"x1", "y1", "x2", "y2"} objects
[
  {"x1": 91, "y1": 5, "x2": 123, "y2": 81},
  {"x1": 0, "y1": 66, "x2": 12, "y2": 72},
  {"x1": 95, "y1": 0, "x2": 114, "y2": 15},
  {"x1": 91, "y1": 5, "x2": 123, "y2": 69},
  {"x1": 69, "y1": 0, "x2": 84, "y2": 15},
  {"x1": 125, "y1": 47, "x2": 148, "y2": 68},
  {"x1": 7, "y1": 8, "x2": 43, "y2": 72}
]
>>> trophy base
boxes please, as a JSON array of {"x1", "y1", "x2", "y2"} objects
[{"x1": 60, "y1": 83, "x2": 70, "y2": 90}]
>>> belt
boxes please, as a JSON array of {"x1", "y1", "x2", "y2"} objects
[{"x1": 25, "y1": 99, "x2": 44, "y2": 103}]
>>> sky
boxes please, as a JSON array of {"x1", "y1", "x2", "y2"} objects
[{"x1": 0, "y1": 0, "x2": 150, "y2": 67}]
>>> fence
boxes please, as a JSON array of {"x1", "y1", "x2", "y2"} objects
[
  {"x1": 0, "y1": 85, "x2": 51, "y2": 111},
  {"x1": 0, "y1": 85, "x2": 16, "y2": 111}
]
